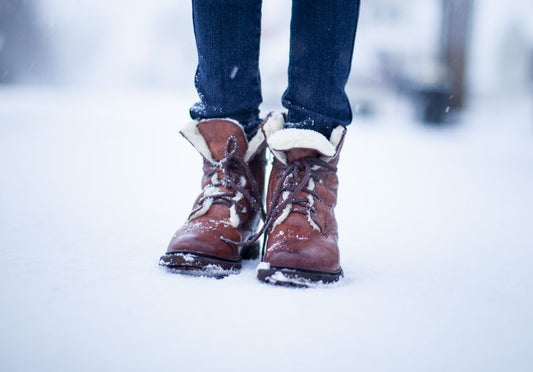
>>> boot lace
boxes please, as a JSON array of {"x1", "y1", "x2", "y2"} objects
[
  {"x1": 188, "y1": 136, "x2": 265, "y2": 223},
  {"x1": 233, "y1": 155, "x2": 337, "y2": 247}
]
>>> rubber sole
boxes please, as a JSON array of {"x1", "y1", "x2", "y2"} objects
[
  {"x1": 159, "y1": 252, "x2": 240, "y2": 278},
  {"x1": 256, "y1": 263, "x2": 343, "y2": 288},
  {"x1": 159, "y1": 243, "x2": 260, "y2": 279}
]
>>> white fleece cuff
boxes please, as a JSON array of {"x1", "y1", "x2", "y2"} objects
[
  {"x1": 266, "y1": 125, "x2": 346, "y2": 163},
  {"x1": 180, "y1": 120, "x2": 214, "y2": 163},
  {"x1": 180, "y1": 118, "x2": 266, "y2": 163},
  {"x1": 268, "y1": 128, "x2": 336, "y2": 156}
]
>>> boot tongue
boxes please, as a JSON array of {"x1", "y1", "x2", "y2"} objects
[
  {"x1": 197, "y1": 120, "x2": 248, "y2": 161},
  {"x1": 286, "y1": 148, "x2": 320, "y2": 163}
]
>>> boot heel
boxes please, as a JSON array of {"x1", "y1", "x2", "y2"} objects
[{"x1": 241, "y1": 242, "x2": 260, "y2": 260}]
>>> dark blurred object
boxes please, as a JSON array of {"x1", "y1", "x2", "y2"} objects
[
  {"x1": 383, "y1": 0, "x2": 473, "y2": 124},
  {"x1": 386, "y1": 56, "x2": 454, "y2": 124},
  {"x1": 412, "y1": 84, "x2": 452, "y2": 124},
  {"x1": 440, "y1": 0, "x2": 473, "y2": 110},
  {"x1": 411, "y1": 0, "x2": 472, "y2": 124},
  {"x1": 0, "y1": 0, "x2": 51, "y2": 84}
]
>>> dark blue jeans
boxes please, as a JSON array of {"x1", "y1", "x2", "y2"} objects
[{"x1": 190, "y1": 0, "x2": 361, "y2": 139}]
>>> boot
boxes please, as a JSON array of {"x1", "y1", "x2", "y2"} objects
[
  {"x1": 159, "y1": 118, "x2": 269, "y2": 277},
  {"x1": 257, "y1": 116, "x2": 346, "y2": 286}
]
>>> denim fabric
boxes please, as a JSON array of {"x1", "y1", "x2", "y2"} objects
[
  {"x1": 190, "y1": 0, "x2": 360, "y2": 139},
  {"x1": 190, "y1": 0, "x2": 263, "y2": 137}
]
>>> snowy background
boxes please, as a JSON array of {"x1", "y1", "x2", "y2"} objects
[{"x1": 1, "y1": 0, "x2": 533, "y2": 371}]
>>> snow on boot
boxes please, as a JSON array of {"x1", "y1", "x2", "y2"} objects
[
  {"x1": 256, "y1": 116, "x2": 346, "y2": 287},
  {"x1": 159, "y1": 118, "x2": 267, "y2": 277}
]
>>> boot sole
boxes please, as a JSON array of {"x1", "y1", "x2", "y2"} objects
[
  {"x1": 257, "y1": 263, "x2": 343, "y2": 288},
  {"x1": 159, "y1": 243, "x2": 260, "y2": 279}
]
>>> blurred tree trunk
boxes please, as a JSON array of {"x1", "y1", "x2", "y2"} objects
[{"x1": 440, "y1": 0, "x2": 473, "y2": 109}]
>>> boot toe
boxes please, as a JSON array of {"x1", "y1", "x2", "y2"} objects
[
  {"x1": 264, "y1": 230, "x2": 341, "y2": 274},
  {"x1": 167, "y1": 219, "x2": 242, "y2": 261}
]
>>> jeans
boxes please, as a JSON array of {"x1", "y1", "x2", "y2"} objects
[{"x1": 190, "y1": 0, "x2": 361, "y2": 139}]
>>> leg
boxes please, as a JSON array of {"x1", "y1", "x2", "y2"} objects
[
  {"x1": 160, "y1": 1, "x2": 267, "y2": 277},
  {"x1": 282, "y1": 0, "x2": 361, "y2": 138},
  {"x1": 190, "y1": 0, "x2": 263, "y2": 137},
  {"x1": 255, "y1": 1, "x2": 361, "y2": 286}
]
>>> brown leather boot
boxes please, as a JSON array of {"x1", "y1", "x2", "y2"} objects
[
  {"x1": 159, "y1": 118, "x2": 268, "y2": 277},
  {"x1": 256, "y1": 117, "x2": 347, "y2": 286}
]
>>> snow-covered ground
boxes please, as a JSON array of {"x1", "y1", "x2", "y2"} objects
[{"x1": 1, "y1": 87, "x2": 532, "y2": 371}]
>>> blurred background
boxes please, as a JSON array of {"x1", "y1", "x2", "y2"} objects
[
  {"x1": 1, "y1": 1, "x2": 533, "y2": 371},
  {"x1": 1, "y1": 0, "x2": 532, "y2": 121}
]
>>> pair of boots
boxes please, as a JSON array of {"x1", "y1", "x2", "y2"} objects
[{"x1": 159, "y1": 113, "x2": 346, "y2": 287}]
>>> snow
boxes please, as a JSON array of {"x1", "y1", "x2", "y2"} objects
[
  {"x1": 2, "y1": 0, "x2": 532, "y2": 369},
  {"x1": 165, "y1": 253, "x2": 195, "y2": 264},
  {"x1": 3, "y1": 0, "x2": 532, "y2": 368},
  {"x1": 1, "y1": 87, "x2": 532, "y2": 371},
  {"x1": 305, "y1": 178, "x2": 320, "y2": 232},
  {"x1": 265, "y1": 270, "x2": 342, "y2": 289},
  {"x1": 271, "y1": 191, "x2": 292, "y2": 231},
  {"x1": 229, "y1": 66, "x2": 239, "y2": 80},
  {"x1": 256, "y1": 261, "x2": 271, "y2": 271},
  {"x1": 228, "y1": 204, "x2": 240, "y2": 228}
]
